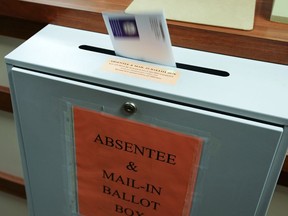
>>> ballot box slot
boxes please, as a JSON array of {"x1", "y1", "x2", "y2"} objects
[
  {"x1": 79, "y1": 45, "x2": 230, "y2": 77},
  {"x1": 15, "y1": 65, "x2": 280, "y2": 128}
]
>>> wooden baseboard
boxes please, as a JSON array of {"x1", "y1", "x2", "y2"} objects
[
  {"x1": 0, "y1": 15, "x2": 44, "y2": 40},
  {"x1": 0, "y1": 171, "x2": 26, "y2": 199},
  {"x1": 0, "y1": 86, "x2": 13, "y2": 113},
  {"x1": 278, "y1": 171, "x2": 288, "y2": 187},
  {"x1": 279, "y1": 155, "x2": 288, "y2": 187},
  {"x1": 282, "y1": 155, "x2": 288, "y2": 173}
]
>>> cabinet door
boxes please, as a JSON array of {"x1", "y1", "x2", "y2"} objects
[{"x1": 9, "y1": 67, "x2": 284, "y2": 216}]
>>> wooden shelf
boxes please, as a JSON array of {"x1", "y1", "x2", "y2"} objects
[
  {"x1": 0, "y1": 171, "x2": 26, "y2": 199},
  {"x1": 0, "y1": 0, "x2": 287, "y2": 64},
  {"x1": 0, "y1": 86, "x2": 13, "y2": 113}
]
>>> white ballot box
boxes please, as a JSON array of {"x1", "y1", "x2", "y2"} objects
[{"x1": 5, "y1": 25, "x2": 288, "y2": 216}]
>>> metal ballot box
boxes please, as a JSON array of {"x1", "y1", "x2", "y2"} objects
[{"x1": 5, "y1": 25, "x2": 288, "y2": 216}]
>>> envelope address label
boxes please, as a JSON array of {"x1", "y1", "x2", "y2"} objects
[{"x1": 102, "y1": 59, "x2": 180, "y2": 85}]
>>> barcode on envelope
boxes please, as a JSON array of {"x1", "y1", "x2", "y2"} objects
[{"x1": 150, "y1": 18, "x2": 165, "y2": 41}]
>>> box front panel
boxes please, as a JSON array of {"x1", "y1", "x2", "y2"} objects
[{"x1": 10, "y1": 67, "x2": 283, "y2": 216}]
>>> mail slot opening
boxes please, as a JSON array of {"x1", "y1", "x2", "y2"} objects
[{"x1": 79, "y1": 45, "x2": 230, "y2": 77}]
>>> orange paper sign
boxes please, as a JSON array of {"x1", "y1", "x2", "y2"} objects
[{"x1": 73, "y1": 106, "x2": 203, "y2": 216}]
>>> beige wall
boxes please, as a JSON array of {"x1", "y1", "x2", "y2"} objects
[
  {"x1": 0, "y1": 35, "x2": 28, "y2": 215},
  {"x1": 0, "y1": 35, "x2": 24, "y2": 177},
  {"x1": 0, "y1": 35, "x2": 24, "y2": 87},
  {"x1": 0, "y1": 191, "x2": 28, "y2": 216},
  {"x1": 0, "y1": 110, "x2": 23, "y2": 176},
  {"x1": 268, "y1": 186, "x2": 288, "y2": 216}
]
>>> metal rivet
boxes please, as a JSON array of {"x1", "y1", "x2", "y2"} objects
[{"x1": 123, "y1": 102, "x2": 137, "y2": 114}]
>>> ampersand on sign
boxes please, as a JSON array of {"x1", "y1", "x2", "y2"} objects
[{"x1": 126, "y1": 161, "x2": 138, "y2": 172}]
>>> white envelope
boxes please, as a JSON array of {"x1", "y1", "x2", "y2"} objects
[{"x1": 102, "y1": 12, "x2": 176, "y2": 67}]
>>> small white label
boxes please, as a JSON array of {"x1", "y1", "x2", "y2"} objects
[{"x1": 101, "y1": 58, "x2": 180, "y2": 85}]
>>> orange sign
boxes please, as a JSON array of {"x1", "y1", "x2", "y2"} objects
[{"x1": 73, "y1": 106, "x2": 203, "y2": 216}]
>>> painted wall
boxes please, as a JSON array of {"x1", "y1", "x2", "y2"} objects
[
  {"x1": 0, "y1": 35, "x2": 24, "y2": 177},
  {"x1": 0, "y1": 35, "x2": 28, "y2": 215}
]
